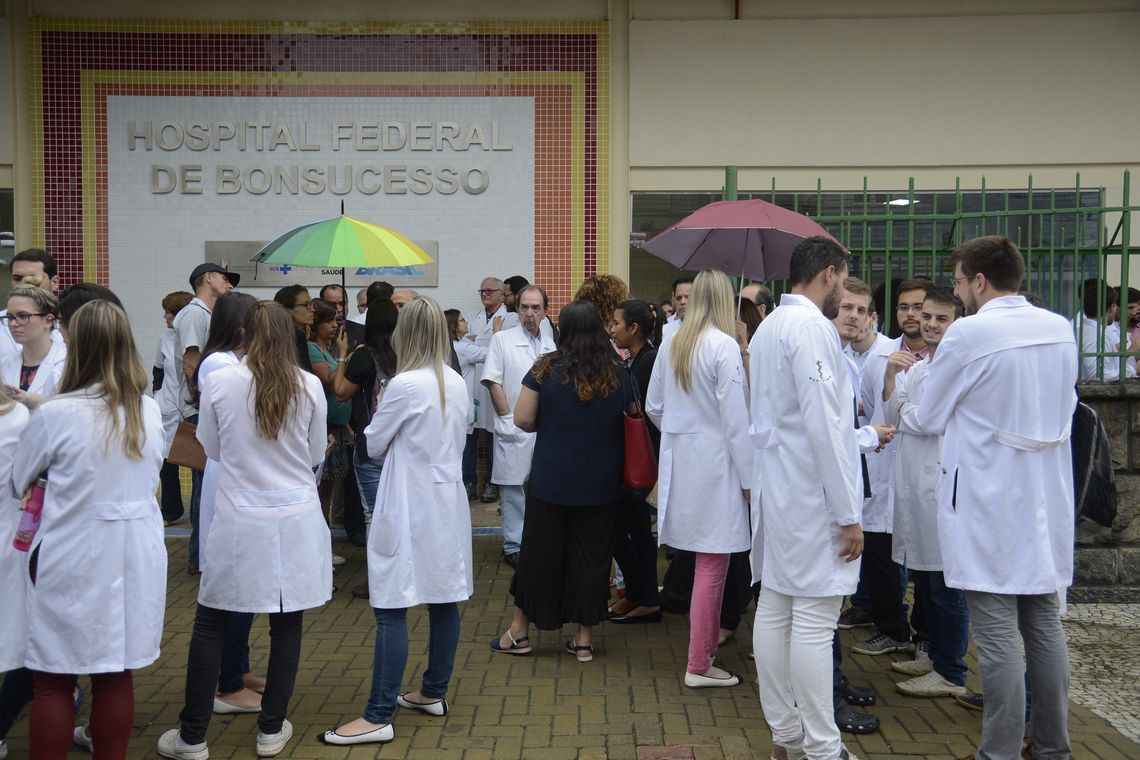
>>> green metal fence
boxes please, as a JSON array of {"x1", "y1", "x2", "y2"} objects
[{"x1": 707, "y1": 170, "x2": 1136, "y2": 382}]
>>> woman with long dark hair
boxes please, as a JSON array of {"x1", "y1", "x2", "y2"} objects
[
  {"x1": 608, "y1": 299, "x2": 662, "y2": 624},
  {"x1": 12, "y1": 300, "x2": 167, "y2": 759},
  {"x1": 491, "y1": 300, "x2": 633, "y2": 662},
  {"x1": 190, "y1": 292, "x2": 264, "y2": 714},
  {"x1": 159, "y1": 302, "x2": 330, "y2": 759}
]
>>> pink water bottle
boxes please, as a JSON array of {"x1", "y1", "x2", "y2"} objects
[{"x1": 13, "y1": 478, "x2": 47, "y2": 552}]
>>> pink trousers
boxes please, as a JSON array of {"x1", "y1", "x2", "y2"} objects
[{"x1": 687, "y1": 552, "x2": 731, "y2": 673}]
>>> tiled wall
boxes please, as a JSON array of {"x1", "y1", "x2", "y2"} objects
[{"x1": 27, "y1": 19, "x2": 610, "y2": 313}]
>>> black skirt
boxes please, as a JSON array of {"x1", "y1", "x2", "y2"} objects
[{"x1": 510, "y1": 491, "x2": 617, "y2": 630}]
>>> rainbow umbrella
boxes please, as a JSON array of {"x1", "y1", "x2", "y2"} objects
[{"x1": 251, "y1": 205, "x2": 433, "y2": 286}]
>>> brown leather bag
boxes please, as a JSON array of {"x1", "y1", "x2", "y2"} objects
[{"x1": 167, "y1": 420, "x2": 207, "y2": 472}]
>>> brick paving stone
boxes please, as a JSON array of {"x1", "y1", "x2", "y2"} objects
[{"x1": 3, "y1": 533, "x2": 1139, "y2": 759}]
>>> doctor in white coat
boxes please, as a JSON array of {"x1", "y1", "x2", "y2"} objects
[
  {"x1": 0, "y1": 390, "x2": 31, "y2": 757},
  {"x1": 852, "y1": 279, "x2": 930, "y2": 657},
  {"x1": 880, "y1": 285, "x2": 971, "y2": 699},
  {"x1": 466, "y1": 277, "x2": 519, "y2": 502},
  {"x1": 324, "y1": 297, "x2": 472, "y2": 747},
  {"x1": 1, "y1": 287, "x2": 67, "y2": 408},
  {"x1": 748, "y1": 237, "x2": 864, "y2": 760},
  {"x1": 11, "y1": 300, "x2": 167, "y2": 758},
  {"x1": 159, "y1": 301, "x2": 330, "y2": 760},
  {"x1": 916, "y1": 237, "x2": 1077, "y2": 760},
  {"x1": 481, "y1": 285, "x2": 556, "y2": 564},
  {"x1": 646, "y1": 270, "x2": 751, "y2": 690}
]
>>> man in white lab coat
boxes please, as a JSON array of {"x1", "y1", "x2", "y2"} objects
[
  {"x1": 880, "y1": 285, "x2": 971, "y2": 699},
  {"x1": 917, "y1": 236, "x2": 1077, "y2": 760},
  {"x1": 481, "y1": 285, "x2": 556, "y2": 566},
  {"x1": 749, "y1": 236, "x2": 865, "y2": 760},
  {"x1": 851, "y1": 279, "x2": 931, "y2": 658},
  {"x1": 467, "y1": 277, "x2": 519, "y2": 503},
  {"x1": 660, "y1": 275, "x2": 693, "y2": 343}
]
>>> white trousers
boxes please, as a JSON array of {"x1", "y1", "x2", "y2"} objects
[{"x1": 754, "y1": 588, "x2": 843, "y2": 760}]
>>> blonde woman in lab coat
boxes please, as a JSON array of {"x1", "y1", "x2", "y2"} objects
[
  {"x1": 158, "y1": 301, "x2": 330, "y2": 760},
  {"x1": 646, "y1": 270, "x2": 752, "y2": 690},
  {"x1": 323, "y1": 297, "x2": 472, "y2": 747},
  {"x1": 11, "y1": 300, "x2": 167, "y2": 759}
]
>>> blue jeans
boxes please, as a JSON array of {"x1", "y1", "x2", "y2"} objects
[
  {"x1": 912, "y1": 570, "x2": 969, "y2": 686},
  {"x1": 353, "y1": 448, "x2": 383, "y2": 521},
  {"x1": 462, "y1": 433, "x2": 477, "y2": 487},
  {"x1": 187, "y1": 415, "x2": 203, "y2": 569},
  {"x1": 499, "y1": 484, "x2": 525, "y2": 556},
  {"x1": 363, "y1": 604, "x2": 460, "y2": 725}
]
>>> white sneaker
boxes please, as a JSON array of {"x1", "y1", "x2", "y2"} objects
[
  {"x1": 896, "y1": 670, "x2": 968, "y2": 698},
  {"x1": 684, "y1": 665, "x2": 740, "y2": 689},
  {"x1": 256, "y1": 718, "x2": 293, "y2": 757},
  {"x1": 157, "y1": 728, "x2": 209, "y2": 760},
  {"x1": 332, "y1": 554, "x2": 347, "y2": 567},
  {"x1": 321, "y1": 722, "x2": 395, "y2": 745},
  {"x1": 73, "y1": 724, "x2": 94, "y2": 751},
  {"x1": 0, "y1": 739, "x2": 8, "y2": 760},
  {"x1": 891, "y1": 640, "x2": 932, "y2": 676}
]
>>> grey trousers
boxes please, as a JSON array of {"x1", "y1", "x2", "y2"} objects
[{"x1": 965, "y1": 591, "x2": 1072, "y2": 760}]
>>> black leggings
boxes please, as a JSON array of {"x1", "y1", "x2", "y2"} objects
[{"x1": 179, "y1": 605, "x2": 302, "y2": 743}]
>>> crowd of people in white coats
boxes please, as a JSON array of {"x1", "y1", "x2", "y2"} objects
[{"x1": 0, "y1": 234, "x2": 1082, "y2": 760}]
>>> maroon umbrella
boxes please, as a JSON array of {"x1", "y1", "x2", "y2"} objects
[{"x1": 643, "y1": 199, "x2": 843, "y2": 281}]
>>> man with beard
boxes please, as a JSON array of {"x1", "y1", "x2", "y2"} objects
[
  {"x1": 749, "y1": 236, "x2": 864, "y2": 760},
  {"x1": 917, "y1": 237, "x2": 1076, "y2": 760},
  {"x1": 851, "y1": 279, "x2": 931, "y2": 658},
  {"x1": 880, "y1": 285, "x2": 970, "y2": 699}
]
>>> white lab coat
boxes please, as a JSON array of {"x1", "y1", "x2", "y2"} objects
[
  {"x1": 195, "y1": 363, "x2": 332, "y2": 613},
  {"x1": 0, "y1": 402, "x2": 31, "y2": 672},
  {"x1": 883, "y1": 359, "x2": 944, "y2": 571},
  {"x1": 0, "y1": 337, "x2": 67, "y2": 399},
  {"x1": 155, "y1": 329, "x2": 182, "y2": 453},
  {"x1": 453, "y1": 339, "x2": 487, "y2": 435},
  {"x1": 196, "y1": 350, "x2": 240, "y2": 570},
  {"x1": 1074, "y1": 314, "x2": 1136, "y2": 381},
  {"x1": 480, "y1": 324, "x2": 556, "y2": 485},
  {"x1": 748, "y1": 294, "x2": 863, "y2": 597},
  {"x1": 364, "y1": 366, "x2": 473, "y2": 608},
  {"x1": 466, "y1": 304, "x2": 519, "y2": 431},
  {"x1": 858, "y1": 334, "x2": 906, "y2": 533},
  {"x1": 917, "y1": 296, "x2": 1077, "y2": 595},
  {"x1": 11, "y1": 392, "x2": 167, "y2": 674},
  {"x1": 0, "y1": 311, "x2": 64, "y2": 366},
  {"x1": 646, "y1": 326, "x2": 751, "y2": 554}
]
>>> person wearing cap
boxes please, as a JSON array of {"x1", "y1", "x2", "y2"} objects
[{"x1": 176, "y1": 263, "x2": 239, "y2": 575}]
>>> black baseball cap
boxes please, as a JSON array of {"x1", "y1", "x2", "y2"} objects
[{"x1": 189, "y1": 263, "x2": 240, "y2": 289}]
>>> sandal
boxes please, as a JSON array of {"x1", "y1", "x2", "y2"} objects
[
  {"x1": 840, "y1": 678, "x2": 877, "y2": 707},
  {"x1": 490, "y1": 629, "x2": 532, "y2": 655},
  {"x1": 835, "y1": 700, "x2": 879, "y2": 735},
  {"x1": 565, "y1": 639, "x2": 594, "y2": 663}
]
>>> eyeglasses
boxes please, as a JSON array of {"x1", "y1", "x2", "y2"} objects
[
  {"x1": 953, "y1": 276, "x2": 974, "y2": 285},
  {"x1": 477, "y1": 289, "x2": 502, "y2": 296},
  {"x1": 2, "y1": 312, "x2": 47, "y2": 324},
  {"x1": 897, "y1": 304, "x2": 925, "y2": 314}
]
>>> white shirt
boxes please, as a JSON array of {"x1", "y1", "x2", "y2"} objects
[
  {"x1": 662, "y1": 314, "x2": 682, "y2": 343},
  {"x1": 748, "y1": 293, "x2": 863, "y2": 597},
  {"x1": 349, "y1": 311, "x2": 367, "y2": 326},
  {"x1": 453, "y1": 339, "x2": 487, "y2": 434},
  {"x1": 1074, "y1": 314, "x2": 1136, "y2": 381},
  {"x1": 646, "y1": 326, "x2": 752, "y2": 554},
  {"x1": 480, "y1": 324, "x2": 556, "y2": 485},
  {"x1": 465, "y1": 304, "x2": 519, "y2": 431},
  {"x1": 858, "y1": 334, "x2": 911, "y2": 533},
  {"x1": 172, "y1": 298, "x2": 212, "y2": 418},
  {"x1": 11, "y1": 392, "x2": 167, "y2": 674},
  {"x1": 154, "y1": 329, "x2": 182, "y2": 453},
  {"x1": 917, "y1": 295, "x2": 1077, "y2": 594},
  {"x1": 195, "y1": 363, "x2": 332, "y2": 613},
  {"x1": 364, "y1": 366, "x2": 474, "y2": 608},
  {"x1": 0, "y1": 403, "x2": 32, "y2": 672}
]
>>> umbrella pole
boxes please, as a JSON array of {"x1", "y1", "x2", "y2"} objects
[{"x1": 341, "y1": 266, "x2": 346, "y2": 291}]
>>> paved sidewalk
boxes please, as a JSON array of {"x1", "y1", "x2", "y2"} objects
[{"x1": 4, "y1": 525, "x2": 1139, "y2": 759}]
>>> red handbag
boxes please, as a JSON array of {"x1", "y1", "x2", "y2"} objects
[{"x1": 623, "y1": 364, "x2": 658, "y2": 490}]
